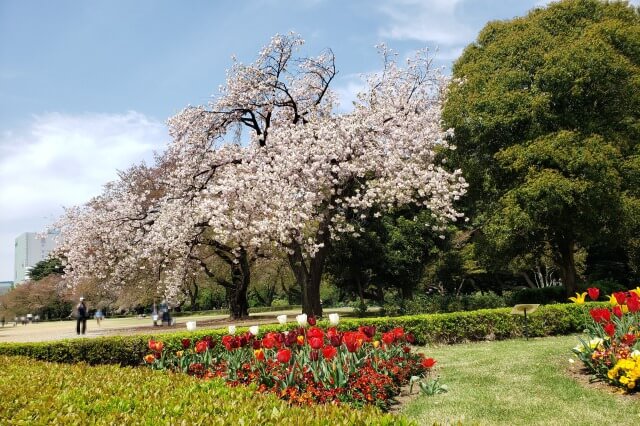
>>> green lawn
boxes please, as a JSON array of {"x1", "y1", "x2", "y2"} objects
[{"x1": 403, "y1": 334, "x2": 640, "y2": 425}]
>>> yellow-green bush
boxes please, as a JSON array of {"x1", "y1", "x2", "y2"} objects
[{"x1": 0, "y1": 355, "x2": 411, "y2": 425}]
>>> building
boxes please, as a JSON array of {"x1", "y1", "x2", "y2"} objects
[
  {"x1": 0, "y1": 281, "x2": 12, "y2": 295},
  {"x1": 14, "y1": 230, "x2": 59, "y2": 283}
]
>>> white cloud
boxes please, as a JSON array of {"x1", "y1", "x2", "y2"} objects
[
  {"x1": 0, "y1": 111, "x2": 167, "y2": 280},
  {"x1": 378, "y1": 0, "x2": 472, "y2": 46}
]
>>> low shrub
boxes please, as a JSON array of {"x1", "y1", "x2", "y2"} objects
[
  {"x1": 0, "y1": 304, "x2": 591, "y2": 365},
  {"x1": 0, "y1": 355, "x2": 410, "y2": 425}
]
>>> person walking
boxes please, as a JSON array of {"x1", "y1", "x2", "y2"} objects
[
  {"x1": 76, "y1": 297, "x2": 87, "y2": 335},
  {"x1": 95, "y1": 308, "x2": 104, "y2": 326}
]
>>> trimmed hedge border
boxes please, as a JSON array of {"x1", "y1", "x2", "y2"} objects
[{"x1": 0, "y1": 303, "x2": 595, "y2": 366}]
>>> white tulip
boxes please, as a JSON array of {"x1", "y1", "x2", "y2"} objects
[
  {"x1": 186, "y1": 321, "x2": 196, "y2": 331},
  {"x1": 249, "y1": 325, "x2": 259, "y2": 336},
  {"x1": 228, "y1": 325, "x2": 236, "y2": 335},
  {"x1": 296, "y1": 313, "x2": 308, "y2": 327},
  {"x1": 329, "y1": 313, "x2": 340, "y2": 326},
  {"x1": 277, "y1": 314, "x2": 287, "y2": 325}
]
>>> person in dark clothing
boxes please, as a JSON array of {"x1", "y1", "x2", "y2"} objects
[{"x1": 76, "y1": 297, "x2": 87, "y2": 335}]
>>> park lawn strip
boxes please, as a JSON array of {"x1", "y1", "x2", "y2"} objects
[
  {"x1": 0, "y1": 356, "x2": 411, "y2": 426},
  {"x1": 403, "y1": 335, "x2": 640, "y2": 425}
]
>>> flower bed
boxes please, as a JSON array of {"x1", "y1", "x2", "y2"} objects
[
  {"x1": 571, "y1": 287, "x2": 640, "y2": 393},
  {"x1": 144, "y1": 315, "x2": 437, "y2": 410}
]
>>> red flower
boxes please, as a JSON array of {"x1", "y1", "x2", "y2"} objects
[
  {"x1": 402, "y1": 346, "x2": 411, "y2": 353},
  {"x1": 406, "y1": 333, "x2": 416, "y2": 344},
  {"x1": 222, "y1": 335, "x2": 235, "y2": 350},
  {"x1": 622, "y1": 333, "x2": 637, "y2": 346},
  {"x1": 252, "y1": 339, "x2": 262, "y2": 349},
  {"x1": 181, "y1": 338, "x2": 191, "y2": 349},
  {"x1": 309, "y1": 337, "x2": 324, "y2": 350},
  {"x1": 310, "y1": 349, "x2": 319, "y2": 361},
  {"x1": 322, "y1": 345, "x2": 337, "y2": 360},
  {"x1": 587, "y1": 287, "x2": 600, "y2": 301},
  {"x1": 276, "y1": 348, "x2": 291, "y2": 363},
  {"x1": 307, "y1": 327, "x2": 324, "y2": 340},
  {"x1": 195, "y1": 340, "x2": 208, "y2": 354},
  {"x1": 627, "y1": 295, "x2": 640, "y2": 313},
  {"x1": 603, "y1": 322, "x2": 616, "y2": 337},
  {"x1": 392, "y1": 327, "x2": 404, "y2": 339},
  {"x1": 358, "y1": 325, "x2": 376, "y2": 339},
  {"x1": 421, "y1": 357, "x2": 436, "y2": 369},
  {"x1": 326, "y1": 327, "x2": 339, "y2": 339},
  {"x1": 329, "y1": 335, "x2": 342, "y2": 347},
  {"x1": 262, "y1": 336, "x2": 277, "y2": 349},
  {"x1": 613, "y1": 291, "x2": 627, "y2": 305},
  {"x1": 613, "y1": 305, "x2": 623, "y2": 318},
  {"x1": 308, "y1": 315, "x2": 317, "y2": 326},
  {"x1": 381, "y1": 332, "x2": 395, "y2": 345},
  {"x1": 589, "y1": 308, "x2": 611, "y2": 324},
  {"x1": 148, "y1": 339, "x2": 163, "y2": 352}
]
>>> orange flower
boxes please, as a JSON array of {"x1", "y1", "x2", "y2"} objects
[
  {"x1": 296, "y1": 335, "x2": 305, "y2": 345},
  {"x1": 254, "y1": 349, "x2": 265, "y2": 361},
  {"x1": 144, "y1": 354, "x2": 156, "y2": 363}
]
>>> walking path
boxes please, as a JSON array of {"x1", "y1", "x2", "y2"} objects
[{"x1": 0, "y1": 308, "x2": 353, "y2": 343}]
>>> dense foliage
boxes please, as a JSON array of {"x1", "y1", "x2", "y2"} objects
[
  {"x1": 443, "y1": 0, "x2": 640, "y2": 295},
  {"x1": 0, "y1": 355, "x2": 409, "y2": 425}
]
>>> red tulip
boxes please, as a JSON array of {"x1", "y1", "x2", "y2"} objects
[
  {"x1": 392, "y1": 327, "x2": 404, "y2": 339},
  {"x1": 381, "y1": 332, "x2": 394, "y2": 345},
  {"x1": 589, "y1": 308, "x2": 611, "y2": 324},
  {"x1": 310, "y1": 349, "x2": 319, "y2": 361},
  {"x1": 307, "y1": 327, "x2": 324, "y2": 340},
  {"x1": 308, "y1": 315, "x2": 317, "y2": 326},
  {"x1": 603, "y1": 322, "x2": 616, "y2": 337},
  {"x1": 587, "y1": 287, "x2": 600, "y2": 301},
  {"x1": 181, "y1": 338, "x2": 191, "y2": 349},
  {"x1": 613, "y1": 305, "x2": 623, "y2": 318},
  {"x1": 144, "y1": 354, "x2": 156, "y2": 363},
  {"x1": 329, "y1": 335, "x2": 342, "y2": 347},
  {"x1": 262, "y1": 336, "x2": 277, "y2": 349},
  {"x1": 627, "y1": 295, "x2": 640, "y2": 313},
  {"x1": 406, "y1": 333, "x2": 416, "y2": 344},
  {"x1": 195, "y1": 340, "x2": 208, "y2": 354},
  {"x1": 421, "y1": 357, "x2": 436, "y2": 369},
  {"x1": 613, "y1": 291, "x2": 627, "y2": 305},
  {"x1": 309, "y1": 337, "x2": 324, "y2": 350},
  {"x1": 322, "y1": 345, "x2": 337, "y2": 360},
  {"x1": 276, "y1": 348, "x2": 292, "y2": 363},
  {"x1": 622, "y1": 333, "x2": 637, "y2": 346}
]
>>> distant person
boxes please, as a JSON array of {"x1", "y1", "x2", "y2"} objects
[
  {"x1": 95, "y1": 309, "x2": 104, "y2": 326},
  {"x1": 76, "y1": 297, "x2": 87, "y2": 335},
  {"x1": 1, "y1": 316, "x2": 4, "y2": 327}
]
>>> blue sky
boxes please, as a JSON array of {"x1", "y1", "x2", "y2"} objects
[{"x1": 0, "y1": 0, "x2": 637, "y2": 281}]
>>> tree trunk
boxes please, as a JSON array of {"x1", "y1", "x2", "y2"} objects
[
  {"x1": 556, "y1": 239, "x2": 578, "y2": 297},
  {"x1": 287, "y1": 240, "x2": 327, "y2": 317},
  {"x1": 228, "y1": 250, "x2": 250, "y2": 319}
]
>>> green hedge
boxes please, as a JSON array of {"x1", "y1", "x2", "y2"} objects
[
  {"x1": 0, "y1": 303, "x2": 594, "y2": 366},
  {"x1": 0, "y1": 355, "x2": 409, "y2": 426}
]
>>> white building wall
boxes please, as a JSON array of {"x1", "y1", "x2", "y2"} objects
[{"x1": 14, "y1": 231, "x2": 58, "y2": 283}]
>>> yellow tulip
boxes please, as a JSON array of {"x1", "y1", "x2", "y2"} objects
[
  {"x1": 569, "y1": 292, "x2": 587, "y2": 305},
  {"x1": 631, "y1": 287, "x2": 640, "y2": 298},
  {"x1": 608, "y1": 295, "x2": 619, "y2": 306}
]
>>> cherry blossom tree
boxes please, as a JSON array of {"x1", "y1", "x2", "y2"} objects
[
  {"x1": 54, "y1": 33, "x2": 466, "y2": 318},
  {"x1": 165, "y1": 34, "x2": 467, "y2": 316}
]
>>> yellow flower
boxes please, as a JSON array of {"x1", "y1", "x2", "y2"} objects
[
  {"x1": 569, "y1": 292, "x2": 587, "y2": 305},
  {"x1": 608, "y1": 295, "x2": 619, "y2": 306},
  {"x1": 373, "y1": 340, "x2": 380, "y2": 348},
  {"x1": 628, "y1": 381, "x2": 636, "y2": 390},
  {"x1": 176, "y1": 350, "x2": 184, "y2": 358},
  {"x1": 630, "y1": 287, "x2": 640, "y2": 298}
]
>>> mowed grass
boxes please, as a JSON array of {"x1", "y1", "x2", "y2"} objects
[{"x1": 403, "y1": 335, "x2": 640, "y2": 425}]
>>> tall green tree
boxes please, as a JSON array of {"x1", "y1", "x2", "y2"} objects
[{"x1": 443, "y1": 0, "x2": 640, "y2": 295}]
